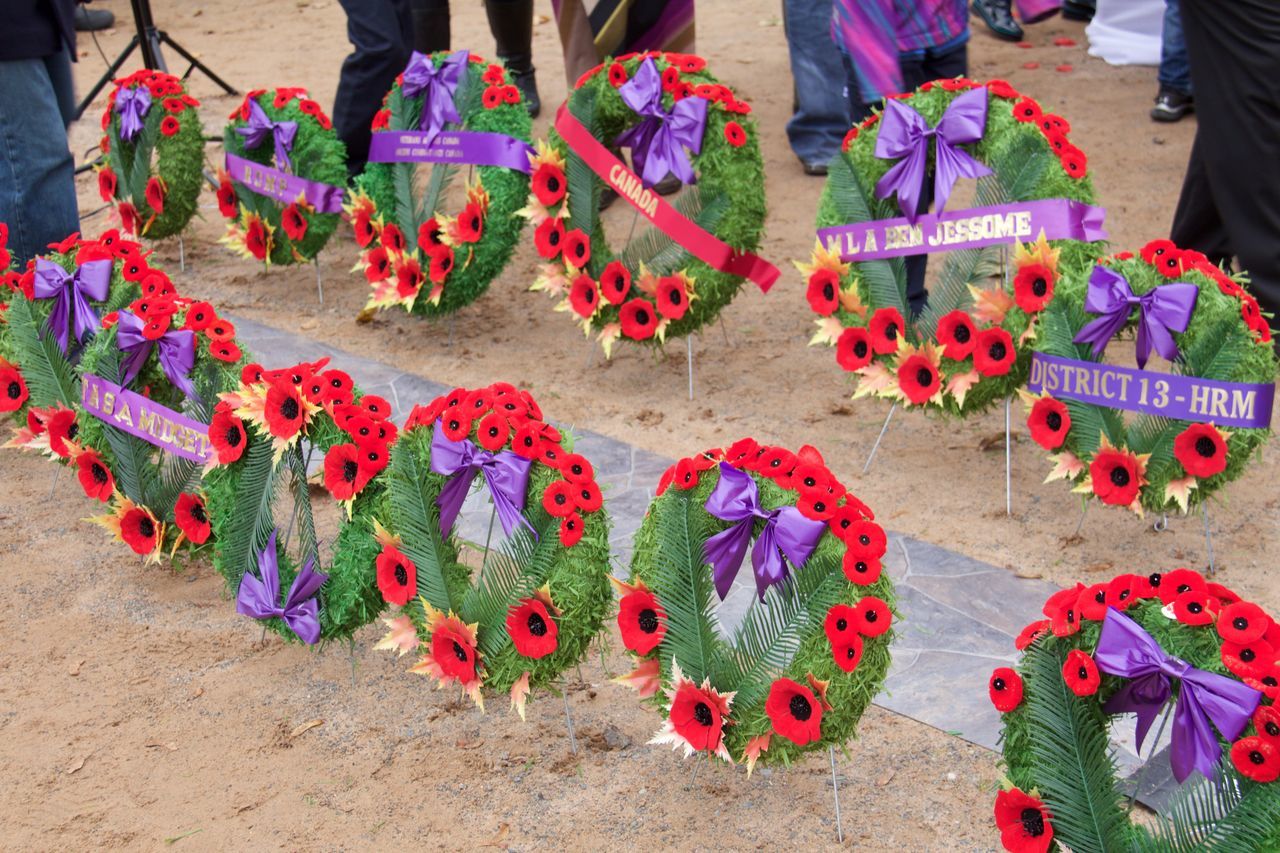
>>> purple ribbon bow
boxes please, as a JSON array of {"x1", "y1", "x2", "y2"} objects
[
  {"x1": 115, "y1": 310, "x2": 197, "y2": 399},
  {"x1": 401, "y1": 50, "x2": 468, "y2": 143},
  {"x1": 115, "y1": 86, "x2": 152, "y2": 142},
  {"x1": 236, "y1": 99, "x2": 298, "y2": 171},
  {"x1": 430, "y1": 422, "x2": 535, "y2": 541},
  {"x1": 874, "y1": 87, "x2": 993, "y2": 223},
  {"x1": 702, "y1": 463, "x2": 827, "y2": 601},
  {"x1": 614, "y1": 57, "x2": 708, "y2": 189},
  {"x1": 1072, "y1": 265, "x2": 1198, "y2": 369},
  {"x1": 236, "y1": 529, "x2": 328, "y2": 645},
  {"x1": 1095, "y1": 608, "x2": 1261, "y2": 783},
  {"x1": 32, "y1": 257, "x2": 112, "y2": 355}
]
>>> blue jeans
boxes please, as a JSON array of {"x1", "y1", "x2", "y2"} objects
[
  {"x1": 783, "y1": 0, "x2": 850, "y2": 167},
  {"x1": 1159, "y1": 0, "x2": 1191, "y2": 95},
  {"x1": 0, "y1": 51, "x2": 78, "y2": 266}
]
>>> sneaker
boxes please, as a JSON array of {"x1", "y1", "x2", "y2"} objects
[{"x1": 1151, "y1": 89, "x2": 1194, "y2": 122}]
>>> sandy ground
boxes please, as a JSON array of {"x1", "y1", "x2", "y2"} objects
[{"x1": 0, "y1": 0, "x2": 1275, "y2": 849}]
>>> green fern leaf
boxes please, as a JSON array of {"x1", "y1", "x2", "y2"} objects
[
  {"x1": 386, "y1": 435, "x2": 458, "y2": 613},
  {"x1": 826, "y1": 155, "x2": 907, "y2": 316}
]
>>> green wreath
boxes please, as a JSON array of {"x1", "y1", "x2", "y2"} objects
[
  {"x1": 97, "y1": 69, "x2": 205, "y2": 241},
  {"x1": 526, "y1": 52, "x2": 768, "y2": 355},
  {"x1": 204, "y1": 357, "x2": 392, "y2": 644},
  {"x1": 623, "y1": 438, "x2": 894, "y2": 769},
  {"x1": 1021, "y1": 242, "x2": 1276, "y2": 515},
  {"x1": 77, "y1": 292, "x2": 248, "y2": 561},
  {"x1": 218, "y1": 88, "x2": 347, "y2": 265},
  {"x1": 350, "y1": 50, "x2": 532, "y2": 318},
  {"x1": 372, "y1": 383, "x2": 612, "y2": 715},
  {"x1": 807, "y1": 78, "x2": 1103, "y2": 416},
  {"x1": 991, "y1": 568, "x2": 1280, "y2": 851}
]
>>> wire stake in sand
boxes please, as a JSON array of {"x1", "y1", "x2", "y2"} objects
[
  {"x1": 829, "y1": 745, "x2": 844, "y2": 843},
  {"x1": 862, "y1": 402, "x2": 898, "y2": 474},
  {"x1": 1005, "y1": 397, "x2": 1013, "y2": 517},
  {"x1": 686, "y1": 336, "x2": 695, "y2": 401},
  {"x1": 1152, "y1": 513, "x2": 1170, "y2": 533},
  {"x1": 1202, "y1": 503, "x2": 1217, "y2": 576},
  {"x1": 47, "y1": 466, "x2": 61, "y2": 500},
  {"x1": 562, "y1": 684, "x2": 578, "y2": 754},
  {"x1": 1073, "y1": 502, "x2": 1089, "y2": 538},
  {"x1": 178, "y1": 236, "x2": 186, "y2": 273},
  {"x1": 719, "y1": 314, "x2": 732, "y2": 349},
  {"x1": 687, "y1": 751, "x2": 705, "y2": 788},
  {"x1": 313, "y1": 257, "x2": 324, "y2": 305}
]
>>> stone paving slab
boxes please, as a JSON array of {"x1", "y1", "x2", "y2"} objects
[{"x1": 234, "y1": 316, "x2": 1173, "y2": 809}]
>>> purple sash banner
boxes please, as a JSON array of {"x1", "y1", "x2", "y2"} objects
[
  {"x1": 1028, "y1": 353, "x2": 1275, "y2": 430},
  {"x1": 81, "y1": 373, "x2": 212, "y2": 463},
  {"x1": 816, "y1": 198, "x2": 1107, "y2": 261},
  {"x1": 367, "y1": 129, "x2": 534, "y2": 173},
  {"x1": 224, "y1": 153, "x2": 346, "y2": 213}
]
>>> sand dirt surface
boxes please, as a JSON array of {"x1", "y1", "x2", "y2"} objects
[{"x1": 1, "y1": 1, "x2": 1275, "y2": 849}]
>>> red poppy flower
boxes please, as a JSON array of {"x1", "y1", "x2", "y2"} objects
[
  {"x1": 671, "y1": 457, "x2": 700, "y2": 490},
  {"x1": 534, "y1": 217, "x2": 565, "y2": 259},
  {"x1": 476, "y1": 411, "x2": 510, "y2": 451},
  {"x1": 559, "y1": 511, "x2": 584, "y2": 546},
  {"x1": 867, "y1": 307, "x2": 904, "y2": 354},
  {"x1": 1174, "y1": 589, "x2": 1219, "y2": 626},
  {"x1": 897, "y1": 354, "x2": 941, "y2": 405},
  {"x1": 356, "y1": 440, "x2": 389, "y2": 478},
  {"x1": 481, "y1": 85, "x2": 502, "y2": 109},
  {"x1": 1209, "y1": 582, "x2": 1242, "y2": 607},
  {"x1": 620, "y1": 298, "x2": 658, "y2": 340},
  {"x1": 986, "y1": 79, "x2": 1019, "y2": 99},
  {"x1": 1015, "y1": 619, "x2": 1051, "y2": 650},
  {"x1": 1060, "y1": 146, "x2": 1087, "y2": 179},
  {"x1": 120, "y1": 504, "x2": 161, "y2": 555},
  {"x1": 353, "y1": 209, "x2": 377, "y2": 247},
  {"x1": 1140, "y1": 239, "x2": 1176, "y2": 265},
  {"x1": 1256, "y1": 706, "x2": 1280, "y2": 744},
  {"x1": 1061, "y1": 649, "x2": 1101, "y2": 696},
  {"x1": 499, "y1": 84, "x2": 520, "y2": 104},
  {"x1": 427, "y1": 246, "x2": 454, "y2": 284},
  {"x1": 989, "y1": 667, "x2": 1024, "y2": 712},
  {"x1": 1219, "y1": 601, "x2": 1272, "y2": 645},
  {"x1": 98, "y1": 166, "x2": 118, "y2": 202},
  {"x1": 933, "y1": 310, "x2": 977, "y2": 360},
  {"x1": 558, "y1": 453, "x2": 594, "y2": 484},
  {"x1": 142, "y1": 176, "x2": 166, "y2": 215},
  {"x1": 376, "y1": 545, "x2": 416, "y2": 606},
  {"x1": 429, "y1": 619, "x2": 479, "y2": 683},
  {"x1": 0, "y1": 363, "x2": 28, "y2": 412},
  {"x1": 994, "y1": 787, "x2": 1054, "y2": 853},
  {"x1": 263, "y1": 379, "x2": 306, "y2": 440},
  {"x1": 532, "y1": 162, "x2": 566, "y2": 206},
  {"x1": 572, "y1": 479, "x2": 603, "y2": 513},
  {"x1": 618, "y1": 586, "x2": 666, "y2": 654},
  {"x1": 824, "y1": 603, "x2": 859, "y2": 648},
  {"x1": 974, "y1": 327, "x2": 1016, "y2": 376},
  {"x1": 181, "y1": 302, "x2": 216, "y2": 334},
  {"x1": 607, "y1": 62, "x2": 628, "y2": 87},
  {"x1": 323, "y1": 443, "x2": 371, "y2": 501},
  {"x1": 598, "y1": 260, "x2": 631, "y2": 305},
  {"x1": 46, "y1": 408, "x2": 79, "y2": 457},
  {"x1": 1105, "y1": 574, "x2": 1141, "y2": 611},
  {"x1": 210, "y1": 340, "x2": 241, "y2": 363},
  {"x1": 1174, "y1": 423, "x2": 1228, "y2": 479},
  {"x1": 205, "y1": 318, "x2": 235, "y2": 343},
  {"x1": 160, "y1": 115, "x2": 180, "y2": 136},
  {"x1": 835, "y1": 326, "x2": 874, "y2": 371},
  {"x1": 1232, "y1": 736, "x2": 1280, "y2": 783},
  {"x1": 831, "y1": 633, "x2": 864, "y2": 672},
  {"x1": 462, "y1": 388, "x2": 493, "y2": 418},
  {"x1": 1013, "y1": 263, "x2": 1054, "y2": 313},
  {"x1": 568, "y1": 274, "x2": 599, "y2": 318},
  {"x1": 668, "y1": 676, "x2": 729, "y2": 753},
  {"x1": 1027, "y1": 396, "x2": 1071, "y2": 450},
  {"x1": 1222, "y1": 637, "x2": 1274, "y2": 679},
  {"x1": 1089, "y1": 447, "x2": 1143, "y2": 507},
  {"x1": 841, "y1": 550, "x2": 882, "y2": 585},
  {"x1": 806, "y1": 269, "x2": 840, "y2": 316},
  {"x1": 482, "y1": 63, "x2": 505, "y2": 85},
  {"x1": 214, "y1": 177, "x2": 238, "y2": 219},
  {"x1": 380, "y1": 223, "x2": 406, "y2": 254},
  {"x1": 244, "y1": 216, "x2": 270, "y2": 260},
  {"x1": 845, "y1": 519, "x2": 887, "y2": 560},
  {"x1": 455, "y1": 202, "x2": 484, "y2": 243},
  {"x1": 281, "y1": 203, "x2": 308, "y2": 241},
  {"x1": 76, "y1": 450, "x2": 114, "y2": 502},
  {"x1": 390, "y1": 256, "x2": 423, "y2": 297},
  {"x1": 656, "y1": 275, "x2": 690, "y2": 320},
  {"x1": 507, "y1": 596, "x2": 559, "y2": 658},
  {"x1": 765, "y1": 677, "x2": 827, "y2": 745},
  {"x1": 561, "y1": 228, "x2": 590, "y2": 269},
  {"x1": 723, "y1": 120, "x2": 747, "y2": 147},
  {"x1": 1012, "y1": 98, "x2": 1042, "y2": 123},
  {"x1": 541, "y1": 479, "x2": 578, "y2": 518},
  {"x1": 1156, "y1": 567, "x2": 1207, "y2": 604},
  {"x1": 852, "y1": 595, "x2": 891, "y2": 636},
  {"x1": 209, "y1": 407, "x2": 247, "y2": 464},
  {"x1": 174, "y1": 492, "x2": 211, "y2": 544},
  {"x1": 117, "y1": 202, "x2": 140, "y2": 235}
]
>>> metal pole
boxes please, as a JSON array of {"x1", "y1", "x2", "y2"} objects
[
  {"x1": 313, "y1": 257, "x2": 324, "y2": 305},
  {"x1": 1153, "y1": 513, "x2": 1169, "y2": 533},
  {"x1": 1005, "y1": 397, "x2": 1012, "y2": 516},
  {"x1": 178, "y1": 236, "x2": 185, "y2": 273},
  {"x1": 479, "y1": 505, "x2": 497, "y2": 569},
  {"x1": 719, "y1": 314, "x2": 732, "y2": 349},
  {"x1": 562, "y1": 686, "x2": 578, "y2": 754},
  {"x1": 688, "y1": 751, "x2": 704, "y2": 787},
  {"x1": 862, "y1": 403, "x2": 898, "y2": 474},
  {"x1": 686, "y1": 336, "x2": 694, "y2": 401},
  {"x1": 1073, "y1": 502, "x2": 1089, "y2": 538},
  {"x1": 829, "y1": 745, "x2": 844, "y2": 843},
  {"x1": 48, "y1": 466, "x2": 61, "y2": 500},
  {"x1": 1202, "y1": 502, "x2": 1217, "y2": 576}
]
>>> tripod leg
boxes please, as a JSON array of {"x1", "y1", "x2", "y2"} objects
[
  {"x1": 157, "y1": 31, "x2": 239, "y2": 95},
  {"x1": 74, "y1": 37, "x2": 142, "y2": 120}
]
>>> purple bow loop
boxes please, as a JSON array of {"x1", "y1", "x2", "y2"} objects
[
  {"x1": 401, "y1": 50, "x2": 468, "y2": 142},
  {"x1": 702, "y1": 463, "x2": 826, "y2": 601},
  {"x1": 1094, "y1": 608, "x2": 1261, "y2": 783},
  {"x1": 1072, "y1": 265, "x2": 1199, "y2": 368},
  {"x1": 614, "y1": 57, "x2": 708, "y2": 189},
  {"x1": 874, "y1": 87, "x2": 993, "y2": 223},
  {"x1": 237, "y1": 99, "x2": 299, "y2": 171},
  {"x1": 430, "y1": 423, "x2": 535, "y2": 541},
  {"x1": 236, "y1": 530, "x2": 328, "y2": 645},
  {"x1": 32, "y1": 257, "x2": 113, "y2": 354},
  {"x1": 115, "y1": 86, "x2": 153, "y2": 142},
  {"x1": 115, "y1": 310, "x2": 197, "y2": 399}
]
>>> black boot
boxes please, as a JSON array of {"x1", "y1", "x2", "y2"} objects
[
  {"x1": 410, "y1": 0, "x2": 450, "y2": 53},
  {"x1": 972, "y1": 0, "x2": 1024, "y2": 41},
  {"x1": 485, "y1": 0, "x2": 541, "y2": 117}
]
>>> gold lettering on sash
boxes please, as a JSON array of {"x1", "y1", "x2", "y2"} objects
[
  {"x1": 115, "y1": 402, "x2": 132, "y2": 427},
  {"x1": 103, "y1": 392, "x2": 116, "y2": 416},
  {"x1": 1230, "y1": 389, "x2": 1256, "y2": 422}
]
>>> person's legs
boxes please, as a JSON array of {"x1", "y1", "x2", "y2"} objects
[
  {"x1": 334, "y1": 0, "x2": 413, "y2": 178},
  {"x1": 1171, "y1": 134, "x2": 1232, "y2": 268},
  {"x1": 0, "y1": 54, "x2": 79, "y2": 265},
  {"x1": 43, "y1": 49, "x2": 76, "y2": 128},
  {"x1": 783, "y1": 0, "x2": 850, "y2": 173},
  {"x1": 485, "y1": 0, "x2": 540, "y2": 117},
  {"x1": 410, "y1": 0, "x2": 450, "y2": 53},
  {"x1": 1152, "y1": 0, "x2": 1193, "y2": 121}
]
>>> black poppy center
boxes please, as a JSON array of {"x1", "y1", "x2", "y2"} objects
[
  {"x1": 846, "y1": 646, "x2": 857, "y2": 660},
  {"x1": 527, "y1": 611, "x2": 548, "y2": 636},
  {"x1": 1177, "y1": 583, "x2": 1192, "y2": 593},
  {"x1": 693, "y1": 702, "x2": 713, "y2": 726},
  {"x1": 668, "y1": 288, "x2": 683, "y2": 306},
  {"x1": 1020, "y1": 807, "x2": 1045, "y2": 837},
  {"x1": 858, "y1": 534, "x2": 871, "y2": 546},
  {"x1": 635, "y1": 308, "x2": 651, "y2": 325},
  {"x1": 1195, "y1": 436, "x2": 1218, "y2": 458},
  {"x1": 91, "y1": 463, "x2": 108, "y2": 484},
  {"x1": 553, "y1": 492, "x2": 568, "y2": 506},
  {"x1": 393, "y1": 563, "x2": 408, "y2": 586},
  {"x1": 343, "y1": 459, "x2": 359, "y2": 483},
  {"x1": 5, "y1": 380, "x2": 21, "y2": 400},
  {"x1": 190, "y1": 502, "x2": 206, "y2": 523},
  {"x1": 1032, "y1": 277, "x2": 1048, "y2": 297},
  {"x1": 1234, "y1": 616, "x2": 1250, "y2": 631},
  {"x1": 67, "y1": 422, "x2": 78, "y2": 440},
  {"x1": 885, "y1": 323, "x2": 898, "y2": 341},
  {"x1": 469, "y1": 215, "x2": 480, "y2": 231},
  {"x1": 836, "y1": 618, "x2": 848, "y2": 632},
  {"x1": 224, "y1": 425, "x2": 242, "y2": 447},
  {"x1": 865, "y1": 609, "x2": 879, "y2": 623},
  {"x1": 1094, "y1": 590, "x2": 1106, "y2": 604},
  {"x1": 953, "y1": 324, "x2": 971, "y2": 344},
  {"x1": 915, "y1": 367, "x2": 934, "y2": 388},
  {"x1": 452, "y1": 640, "x2": 468, "y2": 662},
  {"x1": 1267, "y1": 676, "x2": 1279, "y2": 688},
  {"x1": 789, "y1": 694, "x2": 813, "y2": 721},
  {"x1": 547, "y1": 175, "x2": 560, "y2": 193},
  {"x1": 1242, "y1": 648, "x2": 1257, "y2": 662},
  {"x1": 1109, "y1": 466, "x2": 1131, "y2": 487},
  {"x1": 1045, "y1": 412, "x2": 1062, "y2": 431},
  {"x1": 853, "y1": 340, "x2": 868, "y2": 358},
  {"x1": 1188, "y1": 601, "x2": 1203, "y2": 614},
  {"x1": 638, "y1": 608, "x2": 659, "y2": 634},
  {"x1": 570, "y1": 463, "x2": 585, "y2": 477},
  {"x1": 548, "y1": 230, "x2": 561, "y2": 246},
  {"x1": 989, "y1": 341, "x2": 1007, "y2": 360},
  {"x1": 1078, "y1": 667, "x2": 1089, "y2": 680},
  {"x1": 280, "y1": 397, "x2": 299, "y2": 420},
  {"x1": 137, "y1": 516, "x2": 155, "y2": 538},
  {"x1": 1251, "y1": 750, "x2": 1267, "y2": 766},
  {"x1": 1266, "y1": 722, "x2": 1280, "y2": 737},
  {"x1": 1149, "y1": 573, "x2": 1162, "y2": 586},
  {"x1": 993, "y1": 677, "x2": 1007, "y2": 691},
  {"x1": 821, "y1": 282, "x2": 834, "y2": 301},
  {"x1": 854, "y1": 561, "x2": 869, "y2": 574}
]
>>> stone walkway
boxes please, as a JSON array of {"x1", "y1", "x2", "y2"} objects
[{"x1": 235, "y1": 316, "x2": 1176, "y2": 809}]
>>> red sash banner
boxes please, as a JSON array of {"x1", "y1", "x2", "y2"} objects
[{"x1": 553, "y1": 104, "x2": 780, "y2": 293}]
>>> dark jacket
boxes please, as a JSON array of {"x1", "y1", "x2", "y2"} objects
[{"x1": 0, "y1": 0, "x2": 76, "y2": 62}]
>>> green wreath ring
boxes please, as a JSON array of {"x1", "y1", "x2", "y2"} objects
[
  {"x1": 218, "y1": 88, "x2": 347, "y2": 265},
  {"x1": 97, "y1": 69, "x2": 205, "y2": 241},
  {"x1": 526, "y1": 51, "x2": 768, "y2": 356},
  {"x1": 991, "y1": 568, "x2": 1280, "y2": 851},
  {"x1": 623, "y1": 438, "x2": 894, "y2": 770},
  {"x1": 1021, "y1": 241, "x2": 1276, "y2": 515},
  {"x1": 807, "y1": 77, "x2": 1103, "y2": 416},
  {"x1": 77, "y1": 286, "x2": 249, "y2": 562},
  {"x1": 205, "y1": 356, "x2": 393, "y2": 645},
  {"x1": 350, "y1": 51, "x2": 533, "y2": 318},
  {"x1": 371, "y1": 382, "x2": 612, "y2": 716}
]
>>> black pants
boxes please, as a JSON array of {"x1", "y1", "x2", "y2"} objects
[
  {"x1": 843, "y1": 41, "x2": 968, "y2": 316},
  {"x1": 334, "y1": 0, "x2": 412, "y2": 177},
  {"x1": 1171, "y1": 0, "x2": 1280, "y2": 327}
]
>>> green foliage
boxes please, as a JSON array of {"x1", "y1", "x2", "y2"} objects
[{"x1": 644, "y1": 490, "x2": 719, "y2": 684}]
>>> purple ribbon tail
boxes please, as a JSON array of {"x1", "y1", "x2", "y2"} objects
[
  {"x1": 235, "y1": 530, "x2": 327, "y2": 645},
  {"x1": 281, "y1": 556, "x2": 328, "y2": 646},
  {"x1": 430, "y1": 423, "x2": 535, "y2": 541},
  {"x1": 436, "y1": 465, "x2": 479, "y2": 539},
  {"x1": 704, "y1": 520, "x2": 755, "y2": 600},
  {"x1": 481, "y1": 451, "x2": 536, "y2": 540}
]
